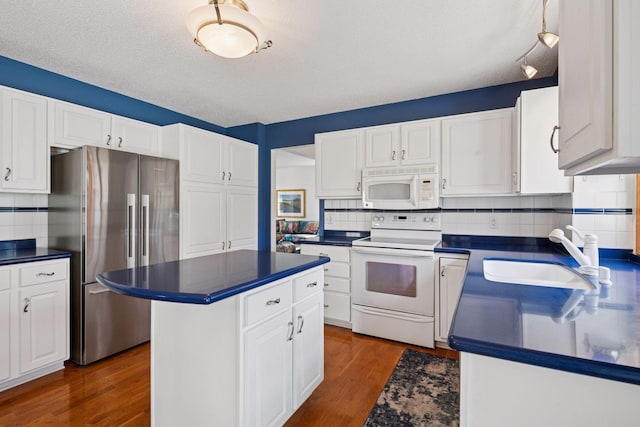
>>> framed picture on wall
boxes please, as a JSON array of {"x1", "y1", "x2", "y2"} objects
[{"x1": 276, "y1": 189, "x2": 306, "y2": 218}]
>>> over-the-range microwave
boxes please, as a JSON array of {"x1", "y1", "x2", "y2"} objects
[{"x1": 361, "y1": 164, "x2": 440, "y2": 210}]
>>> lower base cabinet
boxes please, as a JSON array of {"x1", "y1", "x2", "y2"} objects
[
  {"x1": 0, "y1": 258, "x2": 70, "y2": 393},
  {"x1": 151, "y1": 267, "x2": 324, "y2": 427},
  {"x1": 436, "y1": 255, "x2": 468, "y2": 343}
]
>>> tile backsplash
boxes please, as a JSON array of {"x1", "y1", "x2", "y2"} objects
[
  {"x1": 323, "y1": 175, "x2": 636, "y2": 250},
  {"x1": 0, "y1": 193, "x2": 48, "y2": 247}
]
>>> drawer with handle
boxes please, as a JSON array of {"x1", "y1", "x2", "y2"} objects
[
  {"x1": 301, "y1": 245, "x2": 350, "y2": 263},
  {"x1": 244, "y1": 279, "x2": 292, "y2": 327},
  {"x1": 323, "y1": 276, "x2": 350, "y2": 293},
  {"x1": 323, "y1": 261, "x2": 350, "y2": 279},
  {"x1": 292, "y1": 268, "x2": 323, "y2": 303},
  {"x1": 323, "y1": 291, "x2": 350, "y2": 322},
  {"x1": 19, "y1": 260, "x2": 69, "y2": 287}
]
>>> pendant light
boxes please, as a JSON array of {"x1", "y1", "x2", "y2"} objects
[{"x1": 186, "y1": 0, "x2": 272, "y2": 59}]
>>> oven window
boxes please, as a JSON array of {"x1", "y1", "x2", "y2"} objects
[
  {"x1": 365, "y1": 261, "x2": 416, "y2": 297},
  {"x1": 369, "y1": 182, "x2": 410, "y2": 201}
]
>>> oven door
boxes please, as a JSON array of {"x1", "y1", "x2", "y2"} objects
[{"x1": 351, "y1": 246, "x2": 434, "y2": 316}]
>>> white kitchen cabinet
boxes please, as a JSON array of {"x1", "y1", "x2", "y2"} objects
[
  {"x1": 244, "y1": 309, "x2": 293, "y2": 427},
  {"x1": 300, "y1": 244, "x2": 351, "y2": 327},
  {"x1": 181, "y1": 185, "x2": 256, "y2": 258},
  {"x1": 50, "y1": 100, "x2": 160, "y2": 156},
  {"x1": 152, "y1": 266, "x2": 325, "y2": 427},
  {"x1": 441, "y1": 109, "x2": 513, "y2": 196},
  {"x1": 0, "y1": 258, "x2": 70, "y2": 393},
  {"x1": 315, "y1": 129, "x2": 364, "y2": 198},
  {"x1": 0, "y1": 87, "x2": 49, "y2": 193},
  {"x1": 0, "y1": 282, "x2": 11, "y2": 383},
  {"x1": 513, "y1": 87, "x2": 572, "y2": 194},
  {"x1": 19, "y1": 280, "x2": 67, "y2": 373},
  {"x1": 364, "y1": 119, "x2": 440, "y2": 168},
  {"x1": 170, "y1": 124, "x2": 258, "y2": 259},
  {"x1": 558, "y1": 0, "x2": 640, "y2": 175},
  {"x1": 181, "y1": 183, "x2": 225, "y2": 257},
  {"x1": 166, "y1": 124, "x2": 257, "y2": 187},
  {"x1": 242, "y1": 268, "x2": 324, "y2": 427},
  {"x1": 437, "y1": 255, "x2": 468, "y2": 342}
]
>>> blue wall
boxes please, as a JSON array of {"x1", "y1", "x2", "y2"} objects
[
  {"x1": 1, "y1": 55, "x2": 558, "y2": 252},
  {"x1": 0, "y1": 56, "x2": 226, "y2": 134}
]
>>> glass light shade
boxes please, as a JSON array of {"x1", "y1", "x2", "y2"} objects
[
  {"x1": 521, "y1": 62, "x2": 538, "y2": 79},
  {"x1": 186, "y1": 3, "x2": 268, "y2": 58},
  {"x1": 538, "y1": 31, "x2": 559, "y2": 49}
]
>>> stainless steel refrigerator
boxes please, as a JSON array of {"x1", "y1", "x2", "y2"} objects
[{"x1": 49, "y1": 146, "x2": 179, "y2": 365}]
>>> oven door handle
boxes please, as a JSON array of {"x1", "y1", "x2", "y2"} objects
[
  {"x1": 351, "y1": 246, "x2": 434, "y2": 258},
  {"x1": 352, "y1": 305, "x2": 433, "y2": 322}
]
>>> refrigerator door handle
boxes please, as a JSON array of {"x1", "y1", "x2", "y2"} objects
[
  {"x1": 127, "y1": 193, "x2": 136, "y2": 268},
  {"x1": 141, "y1": 194, "x2": 150, "y2": 266}
]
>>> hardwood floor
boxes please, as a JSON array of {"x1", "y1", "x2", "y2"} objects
[{"x1": 0, "y1": 325, "x2": 457, "y2": 426}]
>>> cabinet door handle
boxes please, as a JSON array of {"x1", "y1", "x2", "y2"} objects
[
  {"x1": 266, "y1": 298, "x2": 281, "y2": 306},
  {"x1": 391, "y1": 150, "x2": 396, "y2": 160},
  {"x1": 296, "y1": 315, "x2": 304, "y2": 334},
  {"x1": 324, "y1": 283, "x2": 329, "y2": 287},
  {"x1": 23, "y1": 298, "x2": 30, "y2": 313},
  {"x1": 106, "y1": 134, "x2": 112, "y2": 146},
  {"x1": 228, "y1": 240, "x2": 231, "y2": 249},
  {"x1": 512, "y1": 172, "x2": 518, "y2": 186},
  {"x1": 222, "y1": 241, "x2": 225, "y2": 250},
  {"x1": 441, "y1": 267, "x2": 446, "y2": 277},
  {"x1": 36, "y1": 272, "x2": 55, "y2": 277},
  {"x1": 357, "y1": 182, "x2": 361, "y2": 192},
  {"x1": 402, "y1": 149, "x2": 406, "y2": 160},
  {"x1": 319, "y1": 252, "x2": 329, "y2": 257},
  {"x1": 222, "y1": 171, "x2": 226, "y2": 180},
  {"x1": 118, "y1": 136, "x2": 123, "y2": 148},
  {"x1": 442, "y1": 178, "x2": 447, "y2": 190},
  {"x1": 286, "y1": 321, "x2": 294, "y2": 341},
  {"x1": 306, "y1": 281, "x2": 317, "y2": 288},
  {"x1": 550, "y1": 125, "x2": 560, "y2": 153},
  {"x1": 4, "y1": 168, "x2": 11, "y2": 181},
  {"x1": 323, "y1": 304, "x2": 329, "y2": 308},
  {"x1": 228, "y1": 171, "x2": 232, "y2": 181}
]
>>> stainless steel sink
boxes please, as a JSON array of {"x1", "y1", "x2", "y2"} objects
[{"x1": 483, "y1": 259, "x2": 597, "y2": 290}]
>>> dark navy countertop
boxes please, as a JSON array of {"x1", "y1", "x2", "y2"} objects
[
  {"x1": 0, "y1": 239, "x2": 70, "y2": 265},
  {"x1": 441, "y1": 236, "x2": 640, "y2": 385},
  {"x1": 96, "y1": 250, "x2": 330, "y2": 305}
]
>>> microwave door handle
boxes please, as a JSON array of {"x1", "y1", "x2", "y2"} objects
[{"x1": 412, "y1": 175, "x2": 419, "y2": 206}]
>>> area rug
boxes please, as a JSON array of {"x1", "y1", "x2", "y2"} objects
[{"x1": 364, "y1": 349, "x2": 460, "y2": 427}]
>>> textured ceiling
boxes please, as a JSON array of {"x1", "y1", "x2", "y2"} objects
[{"x1": 0, "y1": 0, "x2": 558, "y2": 127}]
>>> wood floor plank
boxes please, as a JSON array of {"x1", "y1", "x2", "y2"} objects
[{"x1": 0, "y1": 325, "x2": 457, "y2": 426}]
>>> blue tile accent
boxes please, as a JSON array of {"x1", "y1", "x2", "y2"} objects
[
  {"x1": 0, "y1": 206, "x2": 49, "y2": 213},
  {"x1": 0, "y1": 239, "x2": 36, "y2": 251}
]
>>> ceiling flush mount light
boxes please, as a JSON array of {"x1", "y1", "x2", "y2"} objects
[
  {"x1": 515, "y1": 0, "x2": 558, "y2": 79},
  {"x1": 186, "y1": 0, "x2": 272, "y2": 59}
]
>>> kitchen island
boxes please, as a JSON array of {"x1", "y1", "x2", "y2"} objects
[
  {"x1": 97, "y1": 250, "x2": 330, "y2": 427},
  {"x1": 441, "y1": 237, "x2": 640, "y2": 426}
]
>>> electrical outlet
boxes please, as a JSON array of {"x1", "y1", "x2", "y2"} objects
[{"x1": 490, "y1": 216, "x2": 498, "y2": 229}]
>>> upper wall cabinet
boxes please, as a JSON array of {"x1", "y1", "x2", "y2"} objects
[
  {"x1": 558, "y1": 0, "x2": 640, "y2": 175},
  {"x1": 441, "y1": 109, "x2": 513, "y2": 196},
  {"x1": 0, "y1": 87, "x2": 49, "y2": 193},
  {"x1": 49, "y1": 101, "x2": 161, "y2": 156},
  {"x1": 364, "y1": 119, "x2": 440, "y2": 168},
  {"x1": 315, "y1": 129, "x2": 363, "y2": 199},
  {"x1": 513, "y1": 87, "x2": 572, "y2": 194},
  {"x1": 164, "y1": 124, "x2": 258, "y2": 187}
]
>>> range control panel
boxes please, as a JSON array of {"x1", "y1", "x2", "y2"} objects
[{"x1": 371, "y1": 212, "x2": 441, "y2": 231}]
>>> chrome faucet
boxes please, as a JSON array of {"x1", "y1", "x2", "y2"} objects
[{"x1": 548, "y1": 226, "x2": 599, "y2": 276}]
